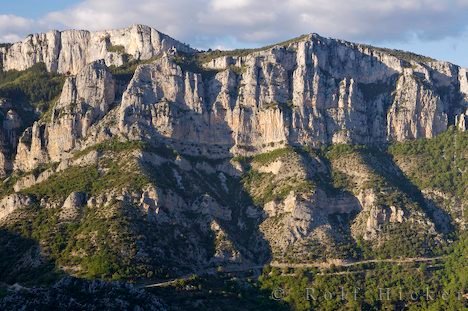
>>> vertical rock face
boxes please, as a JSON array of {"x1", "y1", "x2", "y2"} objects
[
  {"x1": 117, "y1": 36, "x2": 467, "y2": 158},
  {"x1": 457, "y1": 68, "x2": 468, "y2": 130},
  {"x1": 0, "y1": 25, "x2": 466, "y2": 278},
  {"x1": 0, "y1": 99, "x2": 23, "y2": 177},
  {"x1": 0, "y1": 194, "x2": 32, "y2": 221},
  {"x1": 1, "y1": 24, "x2": 195, "y2": 74},
  {"x1": 14, "y1": 60, "x2": 115, "y2": 171},
  {"x1": 4, "y1": 26, "x2": 468, "y2": 168},
  {"x1": 387, "y1": 69, "x2": 448, "y2": 140}
]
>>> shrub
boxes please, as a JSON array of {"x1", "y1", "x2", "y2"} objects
[
  {"x1": 389, "y1": 127, "x2": 467, "y2": 199},
  {"x1": 0, "y1": 62, "x2": 65, "y2": 124},
  {"x1": 107, "y1": 44, "x2": 126, "y2": 54}
]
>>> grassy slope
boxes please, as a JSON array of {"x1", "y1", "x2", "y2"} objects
[
  {"x1": 389, "y1": 127, "x2": 467, "y2": 203},
  {"x1": 258, "y1": 232, "x2": 467, "y2": 311},
  {"x1": 0, "y1": 129, "x2": 465, "y2": 309},
  {"x1": 0, "y1": 143, "x2": 152, "y2": 283}
]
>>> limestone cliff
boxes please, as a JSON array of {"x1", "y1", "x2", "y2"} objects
[
  {"x1": 0, "y1": 26, "x2": 466, "y2": 279},
  {"x1": 14, "y1": 60, "x2": 115, "y2": 171},
  {"x1": 115, "y1": 34, "x2": 467, "y2": 158},
  {"x1": 4, "y1": 28, "x2": 468, "y2": 168},
  {"x1": 0, "y1": 24, "x2": 194, "y2": 74}
]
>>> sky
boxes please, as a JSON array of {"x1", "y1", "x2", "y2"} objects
[{"x1": 1, "y1": 0, "x2": 467, "y2": 67}]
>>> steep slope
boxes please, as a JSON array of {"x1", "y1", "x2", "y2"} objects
[
  {"x1": 389, "y1": 128, "x2": 467, "y2": 228},
  {"x1": 113, "y1": 42, "x2": 468, "y2": 157},
  {"x1": 0, "y1": 26, "x2": 466, "y2": 288}
]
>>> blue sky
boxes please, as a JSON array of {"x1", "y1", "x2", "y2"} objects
[
  {"x1": 1, "y1": 0, "x2": 467, "y2": 67},
  {"x1": 0, "y1": 1, "x2": 77, "y2": 18}
]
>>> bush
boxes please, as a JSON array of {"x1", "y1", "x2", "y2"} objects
[
  {"x1": 389, "y1": 127, "x2": 467, "y2": 199},
  {"x1": 107, "y1": 44, "x2": 126, "y2": 54},
  {"x1": 0, "y1": 63, "x2": 65, "y2": 124}
]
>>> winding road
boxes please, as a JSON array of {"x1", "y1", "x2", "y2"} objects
[{"x1": 140, "y1": 256, "x2": 445, "y2": 288}]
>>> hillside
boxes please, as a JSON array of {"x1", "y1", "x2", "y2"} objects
[{"x1": 0, "y1": 25, "x2": 466, "y2": 310}]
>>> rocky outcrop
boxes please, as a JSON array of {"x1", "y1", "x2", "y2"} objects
[
  {"x1": 210, "y1": 220, "x2": 242, "y2": 264},
  {"x1": 14, "y1": 60, "x2": 115, "y2": 171},
  {"x1": 364, "y1": 205, "x2": 405, "y2": 240},
  {"x1": 0, "y1": 25, "x2": 465, "y2": 271},
  {"x1": 1, "y1": 24, "x2": 195, "y2": 74},
  {"x1": 4, "y1": 27, "x2": 467, "y2": 170},
  {"x1": 260, "y1": 188, "x2": 362, "y2": 257},
  {"x1": 117, "y1": 39, "x2": 467, "y2": 158},
  {"x1": 0, "y1": 99, "x2": 23, "y2": 177},
  {"x1": 0, "y1": 194, "x2": 32, "y2": 221},
  {"x1": 60, "y1": 192, "x2": 87, "y2": 221}
]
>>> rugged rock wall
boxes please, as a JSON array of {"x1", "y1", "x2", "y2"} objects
[
  {"x1": 0, "y1": 99, "x2": 23, "y2": 176},
  {"x1": 117, "y1": 37, "x2": 467, "y2": 158},
  {"x1": 0, "y1": 26, "x2": 466, "y2": 276},
  {"x1": 14, "y1": 60, "x2": 115, "y2": 171},
  {"x1": 10, "y1": 31, "x2": 468, "y2": 168},
  {"x1": 0, "y1": 24, "x2": 194, "y2": 74}
]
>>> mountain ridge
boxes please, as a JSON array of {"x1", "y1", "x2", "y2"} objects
[
  {"x1": 0, "y1": 23, "x2": 466, "y2": 310},
  {"x1": 0, "y1": 24, "x2": 195, "y2": 74},
  {"x1": 1, "y1": 24, "x2": 465, "y2": 73}
]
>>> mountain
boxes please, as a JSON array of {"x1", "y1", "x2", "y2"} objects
[
  {"x1": 0, "y1": 24, "x2": 195, "y2": 74},
  {"x1": 0, "y1": 25, "x2": 466, "y2": 310}
]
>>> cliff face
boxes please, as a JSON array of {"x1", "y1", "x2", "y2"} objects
[
  {"x1": 0, "y1": 24, "x2": 194, "y2": 74},
  {"x1": 0, "y1": 26, "x2": 466, "y2": 280},
  {"x1": 116, "y1": 35, "x2": 467, "y2": 158},
  {"x1": 3, "y1": 29, "x2": 468, "y2": 167},
  {"x1": 14, "y1": 60, "x2": 115, "y2": 171}
]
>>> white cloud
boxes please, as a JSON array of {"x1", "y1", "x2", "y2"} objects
[
  {"x1": 211, "y1": 0, "x2": 251, "y2": 11},
  {"x1": 1, "y1": 0, "x2": 468, "y2": 52},
  {"x1": 0, "y1": 14, "x2": 35, "y2": 42}
]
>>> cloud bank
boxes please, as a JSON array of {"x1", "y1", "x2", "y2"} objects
[{"x1": 1, "y1": 0, "x2": 468, "y2": 50}]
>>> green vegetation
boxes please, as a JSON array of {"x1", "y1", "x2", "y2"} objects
[
  {"x1": 1, "y1": 128, "x2": 465, "y2": 299},
  {"x1": 325, "y1": 144, "x2": 364, "y2": 160},
  {"x1": 0, "y1": 62, "x2": 65, "y2": 124},
  {"x1": 364, "y1": 45, "x2": 436, "y2": 63},
  {"x1": 107, "y1": 44, "x2": 126, "y2": 54},
  {"x1": 108, "y1": 60, "x2": 140, "y2": 83},
  {"x1": 148, "y1": 272, "x2": 287, "y2": 310},
  {"x1": 22, "y1": 140, "x2": 149, "y2": 200},
  {"x1": 232, "y1": 147, "x2": 294, "y2": 167},
  {"x1": 242, "y1": 170, "x2": 313, "y2": 206},
  {"x1": 22, "y1": 161, "x2": 149, "y2": 201},
  {"x1": 147, "y1": 234, "x2": 466, "y2": 310},
  {"x1": 196, "y1": 34, "x2": 309, "y2": 64},
  {"x1": 323, "y1": 142, "x2": 454, "y2": 258},
  {"x1": 30, "y1": 162, "x2": 60, "y2": 178},
  {"x1": 235, "y1": 148, "x2": 314, "y2": 205},
  {"x1": 61, "y1": 204, "x2": 142, "y2": 280},
  {"x1": 21, "y1": 165, "x2": 99, "y2": 199},
  {"x1": 0, "y1": 208, "x2": 67, "y2": 285},
  {"x1": 373, "y1": 223, "x2": 442, "y2": 258},
  {"x1": 108, "y1": 55, "x2": 162, "y2": 83},
  {"x1": 0, "y1": 174, "x2": 19, "y2": 197},
  {"x1": 1, "y1": 200, "x2": 146, "y2": 282},
  {"x1": 251, "y1": 147, "x2": 294, "y2": 166},
  {"x1": 72, "y1": 139, "x2": 145, "y2": 159},
  {"x1": 259, "y1": 234, "x2": 467, "y2": 310},
  {"x1": 173, "y1": 53, "x2": 220, "y2": 80},
  {"x1": 228, "y1": 64, "x2": 246, "y2": 75},
  {"x1": 389, "y1": 127, "x2": 467, "y2": 199},
  {"x1": 1, "y1": 142, "x2": 160, "y2": 282}
]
